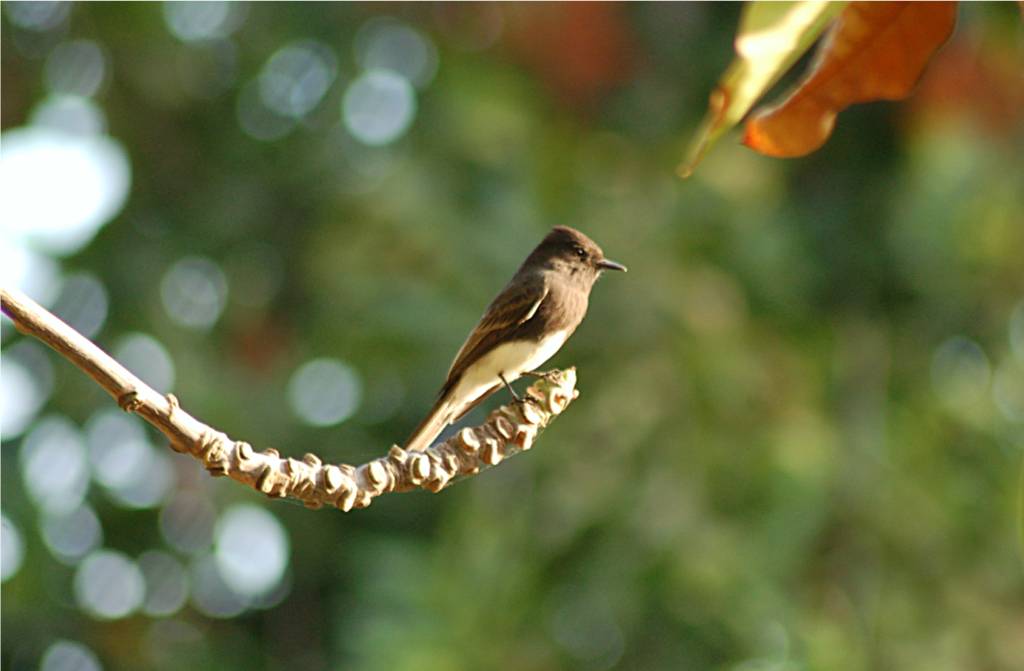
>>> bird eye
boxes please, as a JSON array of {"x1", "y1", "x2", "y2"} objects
[{"x1": 573, "y1": 245, "x2": 587, "y2": 259}]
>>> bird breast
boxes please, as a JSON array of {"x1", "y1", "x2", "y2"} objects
[{"x1": 451, "y1": 329, "x2": 570, "y2": 407}]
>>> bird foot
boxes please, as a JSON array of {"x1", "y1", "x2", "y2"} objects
[
  {"x1": 498, "y1": 372, "x2": 523, "y2": 403},
  {"x1": 524, "y1": 369, "x2": 562, "y2": 384},
  {"x1": 512, "y1": 394, "x2": 545, "y2": 412}
]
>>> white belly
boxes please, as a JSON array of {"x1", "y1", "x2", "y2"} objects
[{"x1": 450, "y1": 329, "x2": 569, "y2": 411}]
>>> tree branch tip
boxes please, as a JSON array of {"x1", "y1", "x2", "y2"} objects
[{"x1": 2, "y1": 287, "x2": 581, "y2": 513}]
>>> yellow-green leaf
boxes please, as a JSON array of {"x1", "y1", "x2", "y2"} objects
[{"x1": 678, "y1": 0, "x2": 847, "y2": 178}]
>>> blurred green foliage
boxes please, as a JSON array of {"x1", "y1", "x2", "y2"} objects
[{"x1": 2, "y1": 3, "x2": 1023, "y2": 671}]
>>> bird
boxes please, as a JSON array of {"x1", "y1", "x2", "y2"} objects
[{"x1": 404, "y1": 226, "x2": 626, "y2": 452}]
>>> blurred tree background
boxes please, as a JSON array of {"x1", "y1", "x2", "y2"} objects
[{"x1": 2, "y1": 2, "x2": 1023, "y2": 670}]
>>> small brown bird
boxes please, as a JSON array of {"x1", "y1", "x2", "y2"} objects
[{"x1": 405, "y1": 226, "x2": 626, "y2": 452}]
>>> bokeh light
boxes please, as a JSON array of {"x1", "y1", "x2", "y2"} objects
[
  {"x1": 50, "y1": 273, "x2": 109, "y2": 339},
  {"x1": 139, "y1": 550, "x2": 189, "y2": 617},
  {"x1": 259, "y1": 40, "x2": 338, "y2": 119},
  {"x1": 20, "y1": 415, "x2": 90, "y2": 515},
  {"x1": 113, "y1": 332, "x2": 176, "y2": 393},
  {"x1": 1, "y1": 340, "x2": 55, "y2": 440},
  {"x1": 236, "y1": 78, "x2": 296, "y2": 141},
  {"x1": 41, "y1": 505, "x2": 103, "y2": 565},
  {"x1": 86, "y1": 410, "x2": 150, "y2": 487},
  {"x1": 1, "y1": 123, "x2": 130, "y2": 257},
  {"x1": 160, "y1": 256, "x2": 229, "y2": 330},
  {"x1": 4, "y1": 1, "x2": 69, "y2": 32},
  {"x1": 342, "y1": 69, "x2": 416, "y2": 146},
  {"x1": 247, "y1": 569, "x2": 292, "y2": 611},
  {"x1": 190, "y1": 554, "x2": 248, "y2": 618},
  {"x1": 214, "y1": 504, "x2": 289, "y2": 598},
  {"x1": 1, "y1": 515, "x2": 25, "y2": 582},
  {"x1": 32, "y1": 95, "x2": 106, "y2": 135},
  {"x1": 85, "y1": 409, "x2": 175, "y2": 509},
  {"x1": 107, "y1": 450, "x2": 175, "y2": 510},
  {"x1": 162, "y1": 1, "x2": 244, "y2": 42},
  {"x1": 0, "y1": 244, "x2": 62, "y2": 306},
  {"x1": 39, "y1": 640, "x2": 102, "y2": 671},
  {"x1": 355, "y1": 17, "x2": 438, "y2": 89},
  {"x1": 0, "y1": 356, "x2": 49, "y2": 439},
  {"x1": 44, "y1": 40, "x2": 107, "y2": 97},
  {"x1": 287, "y1": 357, "x2": 362, "y2": 426},
  {"x1": 73, "y1": 549, "x2": 146, "y2": 620},
  {"x1": 159, "y1": 494, "x2": 216, "y2": 555}
]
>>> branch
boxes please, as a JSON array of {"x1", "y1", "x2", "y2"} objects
[{"x1": 1, "y1": 287, "x2": 579, "y2": 511}]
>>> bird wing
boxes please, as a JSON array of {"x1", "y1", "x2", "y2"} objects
[
  {"x1": 445, "y1": 273, "x2": 549, "y2": 383},
  {"x1": 404, "y1": 275, "x2": 549, "y2": 452}
]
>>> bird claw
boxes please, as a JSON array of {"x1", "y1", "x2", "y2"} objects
[
  {"x1": 512, "y1": 394, "x2": 544, "y2": 410},
  {"x1": 524, "y1": 369, "x2": 562, "y2": 384}
]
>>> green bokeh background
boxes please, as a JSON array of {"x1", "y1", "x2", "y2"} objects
[{"x1": 3, "y1": 3, "x2": 1023, "y2": 670}]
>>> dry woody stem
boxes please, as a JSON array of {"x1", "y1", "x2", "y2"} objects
[{"x1": 1, "y1": 287, "x2": 579, "y2": 511}]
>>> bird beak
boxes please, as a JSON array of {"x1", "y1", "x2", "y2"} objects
[{"x1": 596, "y1": 258, "x2": 627, "y2": 272}]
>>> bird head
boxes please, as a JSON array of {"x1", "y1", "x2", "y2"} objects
[{"x1": 528, "y1": 226, "x2": 627, "y2": 283}]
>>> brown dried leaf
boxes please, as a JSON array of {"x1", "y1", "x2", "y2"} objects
[
  {"x1": 744, "y1": 1, "x2": 957, "y2": 157},
  {"x1": 678, "y1": 1, "x2": 845, "y2": 178}
]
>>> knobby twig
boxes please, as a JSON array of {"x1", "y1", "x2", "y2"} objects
[{"x1": 1, "y1": 287, "x2": 579, "y2": 511}]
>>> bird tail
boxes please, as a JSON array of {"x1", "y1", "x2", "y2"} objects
[{"x1": 404, "y1": 389, "x2": 456, "y2": 452}]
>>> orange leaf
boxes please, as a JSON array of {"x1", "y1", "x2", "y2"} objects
[
  {"x1": 678, "y1": 1, "x2": 846, "y2": 178},
  {"x1": 744, "y1": 1, "x2": 957, "y2": 157}
]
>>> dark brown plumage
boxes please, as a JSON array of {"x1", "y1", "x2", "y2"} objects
[{"x1": 405, "y1": 226, "x2": 626, "y2": 452}]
